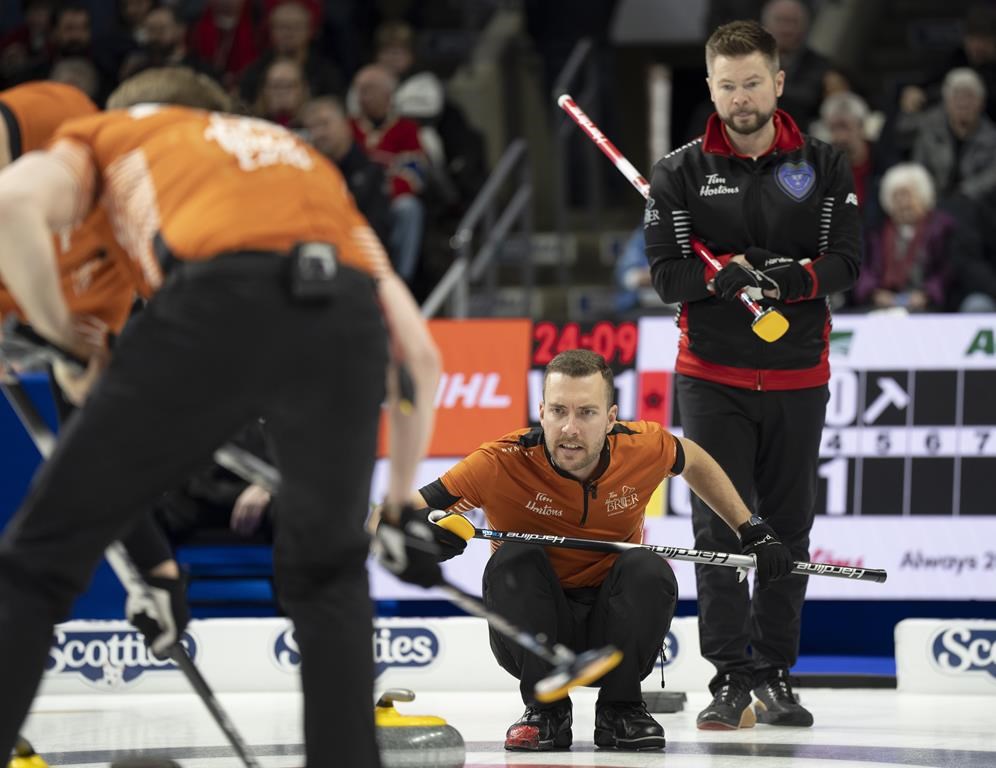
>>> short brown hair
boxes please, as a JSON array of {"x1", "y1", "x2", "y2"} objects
[
  {"x1": 543, "y1": 350, "x2": 615, "y2": 408},
  {"x1": 706, "y1": 20, "x2": 779, "y2": 74},
  {"x1": 107, "y1": 67, "x2": 233, "y2": 112}
]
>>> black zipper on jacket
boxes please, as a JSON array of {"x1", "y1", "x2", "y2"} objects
[
  {"x1": 742, "y1": 156, "x2": 771, "y2": 245},
  {"x1": 540, "y1": 432, "x2": 617, "y2": 527},
  {"x1": 580, "y1": 481, "x2": 598, "y2": 527}
]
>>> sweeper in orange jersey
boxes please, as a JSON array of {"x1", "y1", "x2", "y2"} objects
[
  {"x1": 0, "y1": 68, "x2": 441, "y2": 768},
  {"x1": 0, "y1": 81, "x2": 134, "y2": 336}
]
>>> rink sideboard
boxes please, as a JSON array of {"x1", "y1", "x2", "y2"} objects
[
  {"x1": 37, "y1": 616, "x2": 713, "y2": 696},
  {"x1": 38, "y1": 616, "x2": 996, "y2": 696},
  {"x1": 895, "y1": 619, "x2": 996, "y2": 694}
]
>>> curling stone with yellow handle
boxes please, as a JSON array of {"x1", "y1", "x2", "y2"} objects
[
  {"x1": 8, "y1": 737, "x2": 47, "y2": 768},
  {"x1": 376, "y1": 688, "x2": 465, "y2": 767}
]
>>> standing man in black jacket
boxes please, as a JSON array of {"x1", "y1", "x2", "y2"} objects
[{"x1": 644, "y1": 20, "x2": 861, "y2": 731}]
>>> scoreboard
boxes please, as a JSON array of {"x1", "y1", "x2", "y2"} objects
[
  {"x1": 369, "y1": 314, "x2": 996, "y2": 602},
  {"x1": 633, "y1": 315, "x2": 996, "y2": 519},
  {"x1": 815, "y1": 367, "x2": 996, "y2": 517},
  {"x1": 522, "y1": 314, "x2": 996, "y2": 600}
]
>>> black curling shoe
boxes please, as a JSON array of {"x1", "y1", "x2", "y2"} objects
[
  {"x1": 753, "y1": 668, "x2": 814, "y2": 727},
  {"x1": 696, "y1": 673, "x2": 757, "y2": 730},
  {"x1": 504, "y1": 699, "x2": 573, "y2": 751},
  {"x1": 594, "y1": 700, "x2": 666, "y2": 751}
]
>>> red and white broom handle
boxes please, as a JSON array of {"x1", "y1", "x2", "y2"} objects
[
  {"x1": 557, "y1": 94, "x2": 652, "y2": 199},
  {"x1": 556, "y1": 93, "x2": 762, "y2": 316}
]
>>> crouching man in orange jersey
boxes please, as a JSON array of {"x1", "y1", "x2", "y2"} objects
[{"x1": 402, "y1": 349, "x2": 795, "y2": 752}]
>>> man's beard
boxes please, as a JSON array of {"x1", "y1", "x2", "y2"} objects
[{"x1": 721, "y1": 105, "x2": 775, "y2": 136}]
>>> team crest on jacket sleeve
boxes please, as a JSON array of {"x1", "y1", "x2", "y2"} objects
[
  {"x1": 644, "y1": 196, "x2": 660, "y2": 226},
  {"x1": 774, "y1": 161, "x2": 816, "y2": 201}
]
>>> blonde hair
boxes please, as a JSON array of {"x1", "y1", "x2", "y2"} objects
[
  {"x1": 879, "y1": 163, "x2": 936, "y2": 216},
  {"x1": 942, "y1": 67, "x2": 986, "y2": 101},
  {"x1": 820, "y1": 91, "x2": 869, "y2": 124},
  {"x1": 107, "y1": 67, "x2": 233, "y2": 112}
]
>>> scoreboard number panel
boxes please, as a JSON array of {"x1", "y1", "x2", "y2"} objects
[
  {"x1": 910, "y1": 457, "x2": 956, "y2": 516},
  {"x1": 961, "y1": 458, "x2": 996, "y2": 515},
  {"x1": 540, "y1": 317, "x2": 996, "y2": 519},
  {"x1": 814, "y1": 368, "x2": 996, "y2": 516},
  {"x1": 529, "y1": 321, "x2": 640, "y2": 428},
  {"x1": 815, "y1": 456, "x2": 856, "y2": 516},
  {"x1": 859, "y1": 370, "x2": 911, "y2": 517}
]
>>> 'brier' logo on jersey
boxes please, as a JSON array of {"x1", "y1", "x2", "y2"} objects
[
  {"x1": 46, "y1": 628, "x2": 196, "y2": 690},
  {"x1": 644, "y1": 197, "x2": 660, "y2": 225},
  {"x1": 930, "y1": 627, "x2": 996, "y2": 681},
  {"x1": 605, "y1": 485, "x2": 639, "y2": 516}
]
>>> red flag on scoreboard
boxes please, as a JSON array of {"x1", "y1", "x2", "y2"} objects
[{"x1": 638, "y1": 371, "x2": 672, "y2": 426}]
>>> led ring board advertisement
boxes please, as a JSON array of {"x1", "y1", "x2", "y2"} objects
[{"x1": 369, "y1": 316, "x2": 996, "y2": 602}]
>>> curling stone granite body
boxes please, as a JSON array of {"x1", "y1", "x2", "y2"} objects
[{"x1": 376, "y1": 689, "x2": 465, "y2": 768}]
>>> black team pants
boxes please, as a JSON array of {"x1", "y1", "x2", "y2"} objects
[
  {"x1": 45, "y1": 362, "x2": 177, "y2": 573},
  {"x1": 676, "y1": 374, "x2": 828, "y2": 689},
  {"x1": 0, "y1": 256, "x2": 388, "y2": 768},
  {"x1": 483, "y1": 543, "x2": 678, "y2": 706}
]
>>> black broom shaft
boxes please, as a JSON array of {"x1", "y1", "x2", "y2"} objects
[{"x1": 474, "y1": 528, "x2": 887, "y2": 583}]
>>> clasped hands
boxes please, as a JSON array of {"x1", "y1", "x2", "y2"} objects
[{"x1": 710, "y1": 251, "x2": 812, "y2": 303}]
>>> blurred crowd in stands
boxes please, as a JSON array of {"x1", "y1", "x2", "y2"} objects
[
  {"x1": 4, "y1": 0, "x2": 992, "y2": 567},
  {"x1": 2, "y1": 0, "x2": 993, "y2": 323},
  {"x1": 0, "y1": 0, "x2": 489, "y2": 302},
  {"x1": 617, "y1": 0, "x2": 996, "y2": 317},
  {"x1": 0, "y1": 0, "x2": 495, "y2": 546}
]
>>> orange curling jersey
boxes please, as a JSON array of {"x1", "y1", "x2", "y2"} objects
[
  {"x1": 0, "y1": 81, "x2": 97, "y2": 156},
  {"x1": 0, "y1": 82, "x2": 135, "y2": 332},
  {"x1": 421, "y1": 421, "x2": 682, "y2": 588},
  {"x1": 0, "y1": 212, "x2": 135, "y2": 333},
  {"x1": 52, "y1": 213, "x2": 135, "y2": 332},
  {"x1": 49, "y1": 105, "x2": 391, "y2": 296}
]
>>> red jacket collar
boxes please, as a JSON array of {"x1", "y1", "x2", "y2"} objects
[{"x1": 702, "y1": 109, "x2": 804, "y2": 157}]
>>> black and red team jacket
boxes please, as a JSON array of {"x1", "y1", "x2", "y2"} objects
[{"x1": 644, "y1": 109, "x2": 862, "y2": 391}]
